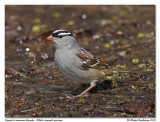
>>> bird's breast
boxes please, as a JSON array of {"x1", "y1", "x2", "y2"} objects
[{"x1": 54, "y1": 49, "x2": 87, "y2": 81}]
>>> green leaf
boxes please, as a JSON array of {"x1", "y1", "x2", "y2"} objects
[
  {"x1": 78, "y1": 97, "x2": 85, "y2": 103},
  {"x1": 132, "y1": 58, "x2": 140, "y2": 64},
  {"x1": 119, "y1": 11, "x2": 126, "y2": 16},
  {"x1": 53, "y1": 12, "x2": 61, "y2": 18},
  {"x1": 115, "y1": 64, "x2": 127, "y2": 69},
  {"x1": 112, "y1": 81, "x2": 118, "y2": 88},
  {"x1": 68, "y1": 20, "x2": 75, "y2": 26},
  {"x1": 146, "y1": 20, "x2": 152, "y2": 25},
  {"x1": 106, "y1": 75, "x2": 113, "y2": 80},
  {"x1": 34, "y1": 8, "x2": 44, "y2": 14},
  {"x1": 148, "y1": 83, "x2": 154, "y2": 90},
  {"x1": 137, "y1": 33, "x2": 144, "y2": 38},
  {"x1": 32, "y1": 24, "x2": 47, "y2": 33},
  {"x1": 103, "y1": 43, "x2": 111, "y2": 48},
  {"x1": 33, "y1": 18, "x2": 41, "y2": 24},
  {"x1": 131, "y1": 85, "x2": 139, "y2": 92},
  {"x1": 32, "y1": 25, "x2": 41, "y2": 32}
]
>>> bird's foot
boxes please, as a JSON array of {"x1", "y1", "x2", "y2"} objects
[{"x1": 75, "y1": 92, "x2": 90, "y2": 97}]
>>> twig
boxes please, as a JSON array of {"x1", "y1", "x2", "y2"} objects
[
  {"x1": 21, "y1": 107, "x2": 37, "y2": 113},
  {"x1": 10, "y1": 68, "x2": 28, "y2": 78}
]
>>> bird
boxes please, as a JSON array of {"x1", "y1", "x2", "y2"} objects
[{"x1": 47, "y1": 30, "x2": 129, "y2": 96}]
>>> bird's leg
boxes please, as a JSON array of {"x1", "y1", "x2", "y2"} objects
[{"x1": 77, "y1": 80, "x2": 97, "y2": 97}]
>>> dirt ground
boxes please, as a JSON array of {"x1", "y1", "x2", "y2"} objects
[{"x1": 5, "y1": 5, "x2": 155, "y2": 117}]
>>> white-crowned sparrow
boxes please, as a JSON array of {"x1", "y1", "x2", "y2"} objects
[{"x1": 47, "y1": 30, "x2": 128, "y2": 96}]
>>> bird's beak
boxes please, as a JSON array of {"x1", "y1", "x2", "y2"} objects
[{"x1": 47, "y1": 35, "x2": 55, "y2": 41}]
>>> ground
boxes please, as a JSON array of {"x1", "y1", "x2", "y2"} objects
[{"x1": 5, "y1": 5, "x2": 155, "y2": 117}]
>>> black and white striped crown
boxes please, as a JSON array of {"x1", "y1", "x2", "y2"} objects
[{"x1": 52, "y1": 30, "x2": 74, "y2": 37}]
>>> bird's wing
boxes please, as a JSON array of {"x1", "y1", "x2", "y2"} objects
[{"x1": 76, "y1": 48, "x2": 110, "y2": 70}]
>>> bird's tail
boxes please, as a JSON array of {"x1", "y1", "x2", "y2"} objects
[{"x1": 102, "y1": 68, "x2": 132, "y2": 75}]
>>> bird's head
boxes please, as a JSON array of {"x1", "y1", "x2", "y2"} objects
[{"x1": 47, "y1": 30, "x2": 77, "y2": 49}]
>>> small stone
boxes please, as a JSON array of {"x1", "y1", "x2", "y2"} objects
[
  {"x1": 35, "y1": 103, "x2": 39, "y2": 106},
  {"x1": 118, "y1": 51, "x2": 126, "y2": 57},
  {"x1": 138, "y1": 63, "x2": 146, "y2": 68},
  {"x1": 32, "y1": 113, "x2": 38, "y2": 117},
  {"x1": 116, "y1": 31, "x2": 124, "y2": 36},
  {"x1": 82, "y1": 14, "x2": 87, "y2": 19},
  {"x1": 26, "y1": 48, "x2": 30, "y2": 52}
]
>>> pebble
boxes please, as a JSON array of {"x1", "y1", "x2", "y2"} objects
[
  {"x1": 118, "y1": 51, "x2": 126, "y2": 57},
  {"x1": 138, "y1": 63, "x2": 146, "y2": 68}
]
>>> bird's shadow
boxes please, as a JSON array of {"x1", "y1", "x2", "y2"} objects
[{"x1": 71, "y1": 80, "x2": 113, "y2": 95}]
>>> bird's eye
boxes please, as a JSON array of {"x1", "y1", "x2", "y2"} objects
[{"x1": 58, "y1": 35, "x2": 63, "y2": 38}]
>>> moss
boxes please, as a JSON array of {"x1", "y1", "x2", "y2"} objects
[
  {"x1": 143, "y1": 68, "x2": 154, "y2": 72},
  {"x1": 148, "y1": 83, "x2": 155, "y2": 90},
  {"x1": 131, "y1": 85, "x2": 139, "y2": 92},
  {"x1": 115, "y1": 64, "x2": 127, "y2": 69},
  {"x1": 148, "y1": 59, "x2": 155, "y2": 67},
  {"x1": 106, "y1": 75, "x2": 113, "y2": 80},
  {"x1": 112, "y1": 81, "x2": 118, "y2": 88},
  {"x1": 78, "y1": 97, "x2": 85, "y2": 103},
  {"x1": 106, "y1": 73, "x2": 130, "y2": 80},
  {"x1": 5, "y1": 93, "x2": 8, "y2": 98},
  {"x1": 137, "y1": 32, "x2": 152, "y2": 38},
  {"x1": 100, "y1": 19, "x2": 112, "y2": 25}
]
